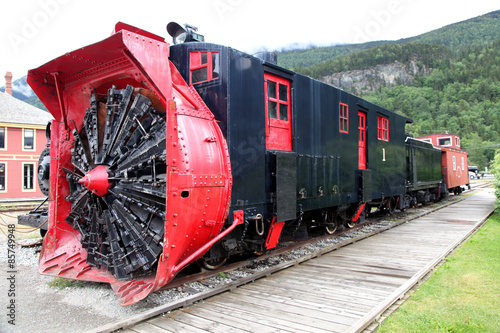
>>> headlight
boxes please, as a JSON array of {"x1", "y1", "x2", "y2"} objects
[{"x1": 167, "y1": 22, "x2": 204, "y2": 44}]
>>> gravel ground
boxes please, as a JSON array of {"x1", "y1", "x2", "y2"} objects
[{"x1": 0, "y1": 200, "x2": 451, "y2": 333}]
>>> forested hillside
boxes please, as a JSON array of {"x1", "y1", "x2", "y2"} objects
[
  {"x1": 277, "y1": 10, "x2": 500, "y2": 70},
  {"x1": 279, "y1": 11, "x2": 500, "y2": 170},
  {"x1": 365, "y1": 40, "x2": 500, "y2": 169}
]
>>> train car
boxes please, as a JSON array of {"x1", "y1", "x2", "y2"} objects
[
  {"x1": 405, "y1": 137, "x2": 446, "y2": 206},
  {"x1": 168, "y1": 35, "x2": 411, "y2": 245},
  {"x1": 27, "y1": 22, "x2": 411, "y2": 305},
  {"x1": 417, "y1": 134, "x2": 469, "y2": 194}
]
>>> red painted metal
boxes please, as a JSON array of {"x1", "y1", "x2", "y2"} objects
[
  {"x1": 265, "y1": 217, "x2": 285, "y2": 250},
  {"x1": 27, "y1": 23, "x2": 232, "y2": 306},
  {"x1": 377, "y1": 116, "x2": 389, "y2": 142},
  {"x1": 339, "y1": 103, "x2": 349, "y2": 134},
  {"x1": 264, "y1": 73, "x2": 292, "y2": 151},
  {"x1": 352, "y1": 202, "x2": 367, "y2": 222},
  {"x1": 78, "y1": 165, "x2": 110, "y2": 197},
  {"x1": 358, "y1": 111, "x2": 367, "y2": 170},
  {"x1": 441, "y1": 147, "x2": 469, "y2": 189},
  {"x1": 416, "y1": 134, "x2": 469, "y2": 190},
  {"x1": 172, "y1": 210, "x2": 244, "y2": 274}
]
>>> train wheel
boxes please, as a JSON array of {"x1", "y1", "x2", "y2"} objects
[
  {"x1": 389, "y1": 197, "x2": 397, "y2": 215},
  {"x1": 343, "y1": 220, "x2": 356, "y2": 229},
  {"x1": 198, "y1": 256, "x2": 228, "y2": 270},
  {"x1": 323, "y1": 210, "x2": 338, "y2": 235},
  {"x1": 197, "y1": 242, "x2": 228, "y2": 270}
]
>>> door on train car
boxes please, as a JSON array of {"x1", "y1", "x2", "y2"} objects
[
  {"x1": 264, "y1": 73, "x2": 292, "y2": 151},
  {"x1": 358, "y1": 111, "x2": 367, "y2": 169}
]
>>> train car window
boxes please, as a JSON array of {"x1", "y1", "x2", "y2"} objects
[
  {"x1": 339, "y1": 103, "x2": 348, "y2": 134},
  {"x1": 268, "y1": 81, "x2": 277, "y2": 118},
  {"x1": 265, "y1": 76, "x2": 290, "y2": 121},
  {"x1": 453, "y1": 156, "x2": 456, "y2": 170},
  {"x1": 461, "y1": 157, "x2": 465, "y2": 170},
  {"x1": 377, "y1": 116, "x2": 389, "y2": 141},
  {"x1": 455, "y1": 137, "x2": 460, "y2": 147},
  {"x1": 279, "y1": 84, "x2": 288, "y2": 101},
  {"x1": 438, "y1": 137, "x2": 452, "y2": 146},
  {"x1": 189, "y1": 51, "x2": 219, "y2": 85}
]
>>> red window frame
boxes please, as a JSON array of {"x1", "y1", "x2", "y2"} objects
[
  {"x1": 377, "y1": 116, "x2": 389, "y2": 141},
  {"x1": 339, "y1": 103, "x2": 349, "y2": 133},
  {"x1": 189, "y1": 51, "x2": 219, "y2": 85}
]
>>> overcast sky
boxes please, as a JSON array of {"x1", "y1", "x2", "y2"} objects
[{"x1": 1, "y1": 0, "x2": 499, "y2": 81}]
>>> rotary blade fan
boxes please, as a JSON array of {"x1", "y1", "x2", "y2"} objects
[{"x1": 64, "y1": 85, "x2": 167, "y2": 280}]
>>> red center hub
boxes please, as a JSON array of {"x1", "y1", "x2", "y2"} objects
[{"x1": 79, "y1": 165, "x2": 111, "y2": 197}]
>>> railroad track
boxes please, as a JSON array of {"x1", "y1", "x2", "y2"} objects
[{"x1": 86, "y1": 184, "x2": 493, "y2": 333}]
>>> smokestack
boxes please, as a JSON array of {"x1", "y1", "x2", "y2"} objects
[{"x1": 5, "y1": 72, "x2": 13, "y2": 96}]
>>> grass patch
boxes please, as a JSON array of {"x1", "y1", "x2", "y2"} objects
[
  {"x1": 378, "y1": 213, "x2": 500, "y2": 332},
  {"x1": 47, "y1": 277, "x2": 84, "y2": 290}
]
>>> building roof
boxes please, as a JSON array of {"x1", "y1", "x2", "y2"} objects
[{"x1": 0, "y1": 91, "x2": 53, "y2": 126}]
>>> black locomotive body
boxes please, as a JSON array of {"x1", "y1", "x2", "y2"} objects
[{"x1": 169, "y1": 42, "x2": 411, "y2": 258}]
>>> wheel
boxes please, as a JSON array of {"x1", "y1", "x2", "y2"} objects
[
  {"x1": 389, "y1": 197, "x2": 397, "y2": 215},
  {"x1": 198, "y1": 256, "x2": 227, "y2": 270},
  {"x1": 323, "y1": 210, "x2": 338, "y2": 235},
  {"x1": 343, "y1": 219, "x2": 355, "y2": 229},
  {"x1": 325, "y1": 224, "x2": 337, "y2": 234},
  {"x1": 198, "y1": 243, "x2": 228, "y2": 269}
]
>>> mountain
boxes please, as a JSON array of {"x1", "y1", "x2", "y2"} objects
[
  {"x1": 277, "y1": 10, "x2": 500, "y2": 71},
  {"x1": 276, "y1": 10, "x2": 500, "y2": 170}
]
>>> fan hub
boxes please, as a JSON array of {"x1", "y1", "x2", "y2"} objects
[{"x1": 79, "y1": 165, "x2": 111, "y2": 197}]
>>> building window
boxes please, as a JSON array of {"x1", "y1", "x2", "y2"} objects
[
  {"x1": 189, "y1": 51, "x2": 220, "y2": 85},
  {"x1": 23, "y1": 163, "x2": 35, "y2": 190},
  {"x1": 23, "y1": 128, "x2": 34, "y2": 150},
  {"x1": 339, "y1": 103, "x2": 349, "y2": 133},
  {"x1": 0, "y1": 127, "x2": 5, "y2": 149},
  {"x1": 0, "y1": 163, "x2": 5, "y2": 191},
  {"x1": 377, "y1": 116, "x2": 389, "y2": 141}
]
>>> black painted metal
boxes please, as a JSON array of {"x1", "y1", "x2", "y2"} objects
[
  {"x1": 358, "y1": 169, "x2": 373, "y2": 202},
  {"x1": 65, "y1": 86, "x2": 166, "y2": 280},
  {"x1": 169, "y1": 42, "x2": 411, "y2": 251},
  {"x1": 275, "y1": 151, "x2": 297, "y2": 221},
  {"x1": 406, "y1": 137, "x2": 442, "y2": 191}
]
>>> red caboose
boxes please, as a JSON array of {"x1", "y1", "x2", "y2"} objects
[{"x1": 417, "y1": 134, "x2": 469, "y2": 194}]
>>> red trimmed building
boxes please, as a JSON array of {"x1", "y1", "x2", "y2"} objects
[{"x1": 0, "y1": 75, "x2": 53, "y2": 201}]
